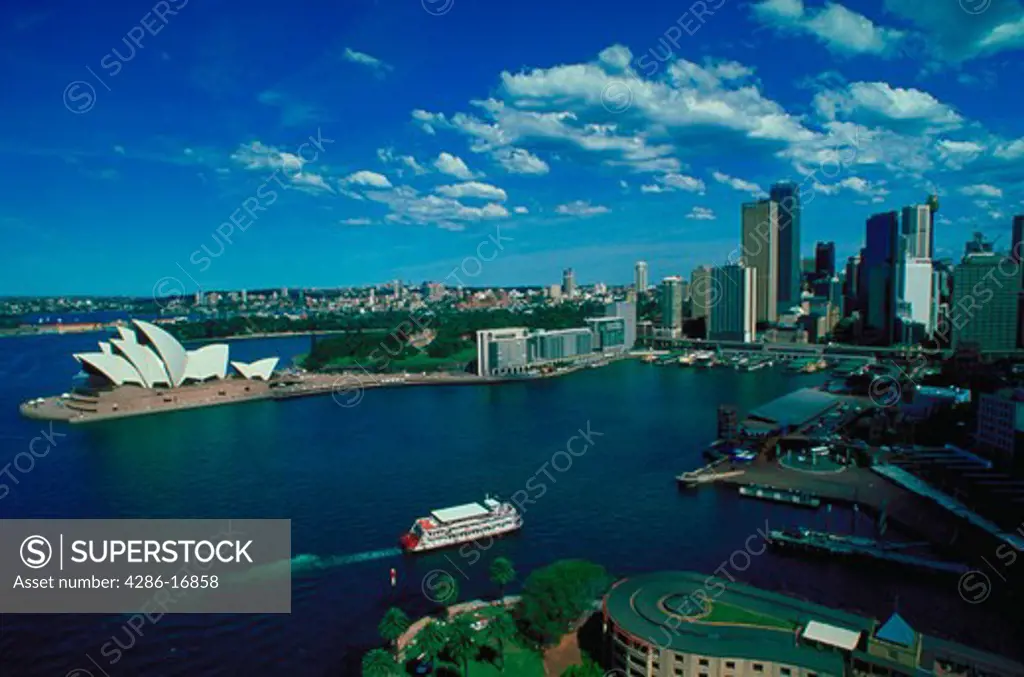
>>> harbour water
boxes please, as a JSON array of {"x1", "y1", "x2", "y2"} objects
[{"x1": 0, "y1": 333, "x2": 1019, "y2": 675}]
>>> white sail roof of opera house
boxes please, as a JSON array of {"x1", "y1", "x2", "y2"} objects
[
  {"x1": 73, "y1": 320, "x2": 278, "y2": 389},
  {"x1": 230, "y1": 357, "x2": 279, "y2": 381}
]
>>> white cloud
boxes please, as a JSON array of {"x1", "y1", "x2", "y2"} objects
[
  {"x1": 995, "y1": 138, "x2": 1024, "y2": 160},
  {"x1": 231, "y1": 141, "x2": 304, "y2": 173},
  {"x1": 752, "y1": 0, "x2": 904, "y2": 55},
  {"x1": 493, "y1": 147, "x2": 550, "y2": 175},
  {"x1": 341, "y1": 218, "x2": 373, "y2": 226},
  {"x1": 883, "y1": 0, "x2": 1024, "y2": 63},
  {"x1": 555, "y1": 200, "x2": 610, "y2": 217},
  {"x1": 377, "y1": 147, "x2": 429, "y2": 175},
  {"x1": 342, "y1": 170, "x2": 392, "y2": 189},
  {"x1": 433, "y1": 152, "x2": 479, "y2": 179},
  {"x1": 291, "y1": 172, "x2": 333, "y2": 193},
  {"x1": 343, "y1": 47, "x2": 392, "y2": 73},
  {"x1": 686, "y1": 206, "x2": 716, "y2": 221},
  {"x1": 660, "y1": 173, "x2": 706, "y2": 193},
  {"x1": 435, "y1": 181, "x2": 508, "y2": 201},
  {"x1": 961, "y1": 184, "x2": 1003, "y2": 198},
  {"x1": 712, "y1": 171, "x2": 765, "y2": 196},
  {"x1": 513, "y1": 206, "x2": 529, "y2": 214},
  {"x1": 812, "y1": 82, "x2": 962, "y2": 131},
  {"x1": 360, "y1": 185, "x2": 509, "y2": 230}
]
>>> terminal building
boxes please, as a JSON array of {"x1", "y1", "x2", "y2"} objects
[
  {"x1": 475, "y1": 302, "x2": 635, "y2": 377},
  {"x1": 602, "y1": 571, "x2": 1022, "y2": 677}
]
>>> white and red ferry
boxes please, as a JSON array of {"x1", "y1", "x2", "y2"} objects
[{"x1": 399, "y1": 496, "x2": 522, "y2": 553}]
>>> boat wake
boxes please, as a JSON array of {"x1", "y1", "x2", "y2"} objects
[{"x1": 223, "y1": 548, "x2": 403, "y2": 584}]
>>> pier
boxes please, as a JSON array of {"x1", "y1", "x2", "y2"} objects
[{"x1": 767, "y1": 527, "x2": 970, "y2": 576}]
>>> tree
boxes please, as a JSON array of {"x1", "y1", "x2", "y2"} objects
[
  {"x1": 446, "y1": 615, "x2": 479, "y2": 677},
  {"x1": 412, "y1": 620, "x2": 450, "y2": 675},
  {"x1": 438, "y1": 575, "x2": 460, "y2": 616},
  {"x1": 362, "y1": 648, "x2": 399, "y2": 677},
  {"x1": 489, "y1": 557, "x2": 516, "y2": 601},
  {"x1": 479, "y1": 608, "x2": 518, "y2": 673},
  {"x1": 519, "y1": 560, "x2": 612, "y2": 645},
  {"x1": 561, "y1": 660, "x2": 605, "y2": 677},
  {"x1": 378, "y1": 607, "x2": 411, "y2": 654}
]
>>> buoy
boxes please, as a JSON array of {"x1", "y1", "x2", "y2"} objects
[{"x1": 390, "y1": 568, "x2": 397, "y2": 588}]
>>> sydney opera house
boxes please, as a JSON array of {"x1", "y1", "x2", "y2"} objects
[
  {"x1": 74, "y1": 320, "x2": 279, "y2": 388},
  {"x1": 21, "y1": 319, "x2": 281, "y2": 423}
]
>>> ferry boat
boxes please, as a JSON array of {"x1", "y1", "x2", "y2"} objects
[{"x1": 399, "y1": 496, "x2": 522, "y2": 553}]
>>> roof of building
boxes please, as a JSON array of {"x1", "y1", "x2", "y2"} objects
[
  {"x1": 431, "y1": 502, "x2": 489, "y2": 523},
  {"x1": 803, "y1": 620, "x2": 862, "y2": 650},
  {"x1": 603, "y1": 571, "x2": 869, "y2": 674},
  {"x1": 747, "y1": 388, "x2": 840, "y2": 428},
  {"x1": 875, "y1": 612, "x2": 915, "y2": 648}
]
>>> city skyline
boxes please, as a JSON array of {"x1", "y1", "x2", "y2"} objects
[{"x1": 2, "y1": 1, "x2": 1024, "y2": 295}]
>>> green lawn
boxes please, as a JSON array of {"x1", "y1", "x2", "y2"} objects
[
  {"x1": 465, "y1": 643, "x2": 545, "y2": 677},
  {"x1": 703, "y1": 602, "x2": 796, "y2": 631}
]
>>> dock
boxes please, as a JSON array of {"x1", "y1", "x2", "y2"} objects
[
  {"x1": 767, "y1": 528, "x2": 970, "y2": 575},
  {"x1": 676, "y1": 459, "x2": 745, "y2": 487},
  {"x1": 738, "y1": 484, "x2": 822, "y2": 509}
]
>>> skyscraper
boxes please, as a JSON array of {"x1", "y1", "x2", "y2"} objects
[
  {"x1": 741, "y1": 199, "x2": 780, "y2": 323},
  {"x1": 1013, "y1": 215, "x2": 1024, "y2": 262},
  {"x1": 562, "y1": 268, "x2": 576, "y2": 298},
  {"x1": 901, "y1": 205, "x2": 932, "y2": 259},
  {"x1": 814, "y1": 242, "x2": 836, "y2": 279},
  {"x1": 690, "y1": 267, "x2": 711, "y2": 319},
  {"x1": 635, "y1": 261, "x2": 649, "y2": 293},
  {"x1": 864, "y1": 212, "x2": 903, "y2": 344},
  {"x1": 660, "y1": 276, "x2": 684, "y2": 336},
  {"x1": 770, "y1": 182, "x2": 801, "y2": 312},
  {"x1": 953, "y1": 253, "x2": 1021, "y2": 351},
  {"x1": 708, "y1": 265, "x2": 756, "y2": 343},
  {"x1": 899, "y1": 259, "x2": 938, "y2": 340}
]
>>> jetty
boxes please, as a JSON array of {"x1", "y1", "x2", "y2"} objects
[
  {"x1": 676, "y1": 460, "x2": 744, "y2": 487},
  {"x1": 738, "y1": 484, "x2": 822, "y2": 508},
  {"x1": 767, "y1": 527, "x2": 970, "y2": 576}
]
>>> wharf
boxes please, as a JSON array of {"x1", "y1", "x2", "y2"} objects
[{"x1": 767, "y1": 528, "x2": 970, "y2": 576}]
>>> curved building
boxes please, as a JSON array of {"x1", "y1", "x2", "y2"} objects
[
  {"x1": 73, "y1": 320, "x2": 277, "y2": 389},
  {"x1": 602, "y1": 572, "x2": 1022, "y2": 677}
]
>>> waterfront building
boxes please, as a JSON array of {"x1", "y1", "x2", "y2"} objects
[
  {"x1": 952, "y1": 252, "x2": 1021, "y2": 352},
  {"x1": 814, "y1": 241, "x2": 835, "y2": 279},
  {"x1": 741, "y1": 199, "x2": 780, "y2": 323},
  {"x1": 605, "y1": 301, "x2": 637, "y2": 350},
  {"x1": 660, "y1": 276, "x2": 685, "y2": 336},
  {"x1": 771, "y1": 182, "x2": 801, "y2": 313},
  {"x1": 527, "y1": 327, "x2": 593, "y2": 362},
  {"x1": 475, "y1": 327, "x2": 531, "y2": 376},
  {"x1": 586, "y1": 317, "x2": 627, "y2": 352},
  {"x1": 635, "y1": 261, "x2": 649, "y2": 293},
  {"x1": 690, "y1": 267, "x2": 711, "y2": 319},
  {"x1": 73, "y1": 320, "x2": 278, "y2": 388},
  {"x1": 563, "y1": 268, "x2": 577, "y2": 298},
  {"x1": 602, "y1": 571, "x2": 1023, "y2": 677},
  {"x1": 901, "y1": 204, "x2": 933, "y2": 259},
  {"x1": 707, "y1": 264, "x2": 756, "y2": 343},
  {"x1": 864, "y1": 211, "x2": 901, "y2": 345}
]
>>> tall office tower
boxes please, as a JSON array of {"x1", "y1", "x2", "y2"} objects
[
  {"x1": 635, "y1": 261, "x2": 649, "y2": 293},
  {"x1": 770, "y1": 182, "x2": 801, "y2": 312},
  {"x1": 864, "y1": 211, "x2": 901, "y2": 345},
  {"x1": 843, "y1": 253, "x2": 861, "y2": 314},
  {"x1": 814, "y1": 242, "x2": 836, "y2": 279},
  {"x1": 562, "y1": 268, "x2": 577, "y2": 298},
  {"x1": 952, "y1": 253, "x2": 1021, "y2": 351},
  {"x1": 1013, "y1": 215, "x2": 1024, "y2": 262},
  {"x1": 899, "y1": 259, "x2": 937, "y2": 340},
  {"x1": 660, "y1": 276, "x2": 684, "y2": 336},
  {"x1": 240, "y1": 289, "x2": 247, "y2": 305},
  {"x1": 741, "y1": 199, "x2": 780, "y2": 323},
  {"x1": 901, "y1": 205, "x2": 932, "y2": 259},
  {"x1": 708, "y1": 265, "x2": 757, "y2": 343},
  {"x1": 690, "y1": 266, "x2": 711, "y2": 319}
]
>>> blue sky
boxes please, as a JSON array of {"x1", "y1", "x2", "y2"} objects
[{"x1": 3, "y1": 0, "x2": 1024, "y2": 296}]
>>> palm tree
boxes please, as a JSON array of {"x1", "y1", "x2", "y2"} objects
[
  {"x1": 362, "y1": 648, "x2": 399, "y2": 677},
  {"x1": 446, "y1": 615, "x2": 479, "y2": 677},
  {"x1": 489, "y1": 557, "x2": 516, "y2": 602},
  {"x1": 378, "y1": 607, "x2": 411, "y2": 655},
  {"x1": 412, "y1": 619, "x2": 449, "y2": 674},
  {"x1": 479, "y1": 607, "x2": 518, "y2": 673},
  {"x1": 560, "y1": 660, "x2": 604, "y2": 677}
]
